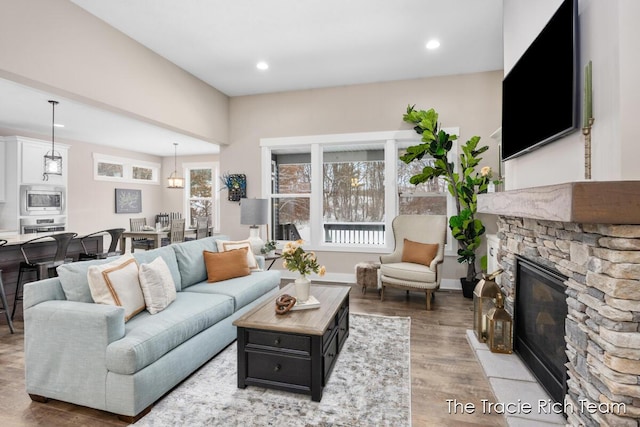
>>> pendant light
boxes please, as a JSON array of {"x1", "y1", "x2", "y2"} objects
[
  {"x1": 43, "y1": 100, "x2": 63, "y2": 180},
  {"x1": 167, "y1": 142, "x2": 185, "y2": 188}
]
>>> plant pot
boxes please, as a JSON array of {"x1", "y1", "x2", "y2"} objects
[
  {"x1": 461, "y1": 278, "x2": 479, "y2": 299},
  {"x1": 294, "y1": 276, "x2": 311, "y2": 302}
]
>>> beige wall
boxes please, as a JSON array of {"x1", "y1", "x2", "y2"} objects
[
  {"x1": 223, "y1": 71, "x2": 503, "y2": 282},
  {"x1": 0, "y1": 0, "x2": 229, "y2": 144},
  {"x1": 502, "y1": 0, "x2": 640, "y2": 189}
]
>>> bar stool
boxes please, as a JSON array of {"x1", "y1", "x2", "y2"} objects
[
  {"x1": 11, "y1": 232, "x2": 77, "y2": 321},
  {"x1": 78, "y1": 228, "x2": 125, "y2": 260},
  {"x1": 0, "y1": 239, "x2": 15, "y2": 334}
]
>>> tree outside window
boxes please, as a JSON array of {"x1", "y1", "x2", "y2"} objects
[{"x1": 188, "y1": 168, "x2": 213, "y2": 227}]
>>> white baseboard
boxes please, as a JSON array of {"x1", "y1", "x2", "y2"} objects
[{"x1": 440, "y1": 278, "x2": 462, "y2": 291}]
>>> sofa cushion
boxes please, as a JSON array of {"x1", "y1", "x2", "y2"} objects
[
  {"x1": 183, "y1": 270, "x2": 280, "y2": 311},
  {"x1": 172, "y1": 236, "x2": 226, "y2": 289},
  {"x1": 57, "y1": 257, "x2": 116, "y2": 302},
  {"x1": 216, "y1": 239, "x2": 261, "y2": 271},
  {"x1": 380, "y1": 262, "x2": 436, "y2": 283},
  {"x1": 133, "y1": 246, "x2": 182, "y2": 292},
  {"x1": 204, "y1": 248, "x2": 250, "y2": 282},
  {"x1": 105, "y1": 292, "x2": 234, "y2": 375},
  {"x1": 88, "y1": 254, "x2": 146, "y2": 322},
  {"x1": 139, "y1": 256, "x2": 177, "y2": 314}
]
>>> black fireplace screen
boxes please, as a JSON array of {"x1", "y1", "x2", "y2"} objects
[{"x1": 515, "y1": 257, "x2": 568, "y2": 404}]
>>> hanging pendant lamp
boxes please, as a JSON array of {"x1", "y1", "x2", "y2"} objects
[
  {"x1": 167, "y1": 142, "x2": 185, "y2": 188},
  {"x1": 43, "y1": 100, "x2": 63, "y2": 180}
]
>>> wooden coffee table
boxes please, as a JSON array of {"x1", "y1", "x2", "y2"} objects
[{"x1": 233, "y1": 283, "x2": 350, "y2": 401}]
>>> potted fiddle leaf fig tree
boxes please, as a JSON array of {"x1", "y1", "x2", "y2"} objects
[{"x1": 400, "y1": 105, "x2": 493, "y2": 297}]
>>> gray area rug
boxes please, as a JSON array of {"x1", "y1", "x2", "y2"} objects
[{"x1": 134, "y1": 313, "x2": 411, "y2": 426}]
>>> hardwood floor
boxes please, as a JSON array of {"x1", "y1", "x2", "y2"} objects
[{"x1": 0, "y1": 284, "x2": 506, "y2": 426}]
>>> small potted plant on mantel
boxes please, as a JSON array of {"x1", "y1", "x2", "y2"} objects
[{"x1": 400, "y1": 105, "x2": 497, "y2": 297}]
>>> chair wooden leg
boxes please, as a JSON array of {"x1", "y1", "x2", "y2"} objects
[
  {"x1": 426, "y1": 290, "x2": 432, "y2": 310},
  {"x1": 380, "y1": 285, "x2": 385, "y2": 301}
]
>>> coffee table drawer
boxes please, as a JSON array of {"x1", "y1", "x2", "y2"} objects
[
  {"x1": 247, "y1": 352, "x2": 311, "y2": 387},
  {"x1": 247, "y1": 330, "x2": 311, "y2": 354}
]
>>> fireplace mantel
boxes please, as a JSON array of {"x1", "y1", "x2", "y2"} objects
[{"x1": 477, "y1": 181, "x2": 640, "y2": 224}]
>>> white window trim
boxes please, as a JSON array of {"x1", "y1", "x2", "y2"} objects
[
  {"x1": 183, "y1": 161, "x2": 220, "y2": 233},
  {"x1": 260, "y1": 129, "x2": 459, "y2": 255},
  {"x1": 93, "y1": 153, "x2": 160, "y2": 184}
]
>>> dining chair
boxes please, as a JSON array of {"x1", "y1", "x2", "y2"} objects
[
  {"x1": 186, "y1": 216, "x2": 210, "y2": 241},
  {"x1": 12, "y1": 232, "x2": 78, "y2": 320},
  {"x1": 78, "y1": 228, "x2": 126, "y2": 260},
  {"x1": 0, "y1": 240, "x2": 15, "y2": 333},
  {"x1": 162, "y1": 218, "x2": 186, "y2": 246},
  {"x1": 195, "y1": 216, "x2": 209, "y2": 240},
  {"x1": 155, "y1": 213, "x2": 170, "y2": 228},
  {"x1": 129, "y1": 218, "x2": 154, "y2": 251}
]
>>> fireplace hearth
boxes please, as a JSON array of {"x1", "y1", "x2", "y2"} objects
[{"x1": 514, "y1": 256, "x2": 568, "y2": 405}]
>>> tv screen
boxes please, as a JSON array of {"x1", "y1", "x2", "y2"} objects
[{"x1": 502, "y1": 0, "x2": 579, "y2": 160}]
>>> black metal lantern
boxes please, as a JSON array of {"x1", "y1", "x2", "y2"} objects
[
  {"x1": 43, "y1": 100, "x2": 63, "y2": 180},
  {"x1": 487, "y1": 292, "x2": 513, "y2": 354},
  {"x1": 473, "y1": 269, "x2": 503, "y2": 342}
]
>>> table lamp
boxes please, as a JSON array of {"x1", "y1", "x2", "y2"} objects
[{"x1": 240, "y1": 198, "x2": 268, "y2": 254}]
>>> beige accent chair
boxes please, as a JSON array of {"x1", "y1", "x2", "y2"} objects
[{"x1": 380, "y1": 215, "x2": 447, "y2": 310}]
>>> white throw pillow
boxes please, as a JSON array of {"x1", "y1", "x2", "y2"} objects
[
  {"x1": 216, "y1": 239, "x2": 261, "y2": 271},
  {"x1": 139, "y1": 256, "x2": 177, "y2": 314},
  {"x1": 87, "y1": 254, "x2": 145, "y2": 321}
]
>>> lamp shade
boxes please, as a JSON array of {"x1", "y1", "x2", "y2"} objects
[{"x1": 240, "y1": 198, "x2": 268, "y2": 225}]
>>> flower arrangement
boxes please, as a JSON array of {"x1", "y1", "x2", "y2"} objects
[{"x1": 281, "y1": 240, "x2": 326, "y2": 277}]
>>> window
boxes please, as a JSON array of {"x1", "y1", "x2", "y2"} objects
[
  {"x1": 261, "y1": 129, "x2": 459, "y2": 253},
  {"x1": 93, "y1": 153, "x2": 160, "y2": 184},
  {"x1": 323, "y1": 145, "x2": 385, "y2": 245},
  {"x1": 184, "y1": 162, "x2": 219, "y2": 232}
]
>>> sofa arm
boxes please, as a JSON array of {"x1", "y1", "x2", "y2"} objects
[
  {"x1": 23, "y1": 278, "x2": 66, "y2": 310},
  {"x1": 24, "y1": 300, "x2": 126, "y2": 409}
]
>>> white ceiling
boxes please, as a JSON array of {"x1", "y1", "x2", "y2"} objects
[{"x1": 0, "y1": 0, "x2": 503, "y2": 156}]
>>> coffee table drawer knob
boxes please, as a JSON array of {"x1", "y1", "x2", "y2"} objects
[
  {"x1": 274, "y1": 338, "x2": 281, "y2": 345},
  {"x1": 274, "y1": 364, "x2": 281, "y2": 372}
]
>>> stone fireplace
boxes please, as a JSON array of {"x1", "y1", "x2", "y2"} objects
[{"x1": 478, "y1": 182, "x2": 640, "y2": 427}]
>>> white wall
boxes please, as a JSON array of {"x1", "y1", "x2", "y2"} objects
[
  {"x1": 502, "y1": 0, "x2": 639, "y2": 189},
  {"x1": 0, "y1": 0, "x2": 229, "y2": 145}
]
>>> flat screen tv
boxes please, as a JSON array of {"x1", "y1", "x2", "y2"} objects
[{"x1": 502, "y1": 0, "x2": 579, "y2": 160}]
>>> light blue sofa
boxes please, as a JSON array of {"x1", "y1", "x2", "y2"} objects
[{"x1": 23, "y1": 236, "x2": 281, "y2": 421}]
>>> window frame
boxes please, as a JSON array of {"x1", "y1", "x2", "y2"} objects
[
  {"x1": 261, "y1": 130, "x2": 459, "y2": 255},
  {"x1": 183, "y1": 161, "x2": 220, "y2": 233},
  {"x1": 93, "y1": 153, "x2": 160, "y2": 184}
]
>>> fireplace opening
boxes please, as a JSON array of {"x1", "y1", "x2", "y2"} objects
[{"x1": 514, "y1": 256, "x2": 568, "y2": 404}]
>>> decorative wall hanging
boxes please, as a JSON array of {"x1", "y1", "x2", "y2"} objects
[
  {"x1": 115, "y1": 188, "x2": 142, "y2": 213},
  {"x1": 221, "y1": 173, "x2": 246, "y2": 202}
]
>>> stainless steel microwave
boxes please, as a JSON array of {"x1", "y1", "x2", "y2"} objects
[{"x1": 20, "y1": 185, "x2": 65, "y2": 215}]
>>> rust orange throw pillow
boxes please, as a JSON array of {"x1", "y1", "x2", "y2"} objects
[
  {"x1": 401, "y1": 239, "x2": 439, "y2": 266},
  {"x1": 204, "y1": 248, "x2": 250, "y2": 283}
]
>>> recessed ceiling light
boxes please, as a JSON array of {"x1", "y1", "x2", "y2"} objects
[
  {"x1": 426, "y1": 40, "x2": 440, "y2": 50},
  {"x1": 256, "y1": 61, "x2": 269, "y2": 70},
  {"x1": 53, "y1": 123, "x2": 64, "y2": 128}
]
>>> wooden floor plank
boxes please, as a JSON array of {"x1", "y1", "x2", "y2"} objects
[{"x1": 0, "y1": 283, "x2": 507, "y2": 426}]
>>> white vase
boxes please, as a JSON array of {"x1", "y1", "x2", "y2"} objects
[{"x1": 294, "y1": 275, "x2": 311, "y2": 302}]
